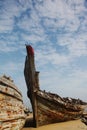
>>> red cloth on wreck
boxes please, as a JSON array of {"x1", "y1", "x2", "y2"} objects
[{"x1": 26, "y1": 45, "x2": 34, "y2": 56}]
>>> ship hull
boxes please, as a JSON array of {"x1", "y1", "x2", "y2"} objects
[
  {"x1": 24, "y1": 45, "x2": 84, "y2": 127},
  {"x1": 0, "y1": 76, "x2": 26, "y2": 130},
  {"x1": 36, "y1": 91, "x2": 82, "y2": 126}
]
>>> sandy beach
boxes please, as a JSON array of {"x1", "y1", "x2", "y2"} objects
[{"x1": 23, "y1": 119, "x2": 87, "y2": 130}]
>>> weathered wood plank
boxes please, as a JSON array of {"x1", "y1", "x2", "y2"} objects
[{"x1": 0, "y1": 75, "x2": 26, "y2": 130}]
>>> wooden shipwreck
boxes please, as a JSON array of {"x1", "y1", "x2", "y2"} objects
[
  {"x1": 24, "y1": 45, "x2": 85, "y2": 127},
  {"x1": 0, "y1": 75, "x2": 26, "y2": 130}
]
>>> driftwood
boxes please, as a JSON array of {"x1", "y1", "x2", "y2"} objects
[{"x1": 24, "y1": 45, "x2": 86, "y2": 127}]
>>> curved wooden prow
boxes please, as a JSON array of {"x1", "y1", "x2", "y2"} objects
[
  {"x1": 24, "y1": 45, "x2": 38, "y2": 127},
  {"x1": 26, "y1": 45, "x2": 34, "y2": 56}
]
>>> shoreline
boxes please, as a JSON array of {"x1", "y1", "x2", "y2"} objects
[{"x1": 23, "y1": 119, "x2": 87, "y2": 130}]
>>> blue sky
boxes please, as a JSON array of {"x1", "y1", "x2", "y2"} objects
[{"x1": 0, "y1": 0, "x2": 87, "y2": 108}]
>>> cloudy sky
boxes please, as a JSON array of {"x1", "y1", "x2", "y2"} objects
[{"x1": 0, "y1": 0, "x2": 87, "y2": 107}]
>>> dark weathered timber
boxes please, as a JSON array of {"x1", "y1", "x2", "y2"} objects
[
  {"x1": 24, "y1": 45, "x2": 85, "y2": 127},
  {"x1": 81, "y1": 114, "x2": 87, "y2": 125},
  {"x1": 24, "y1": 45, "x2": 38, "y2": 127}
]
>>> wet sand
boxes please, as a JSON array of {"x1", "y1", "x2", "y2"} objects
[{"x1": 23, "y1": 120, "x2": 87, "y2": 130}]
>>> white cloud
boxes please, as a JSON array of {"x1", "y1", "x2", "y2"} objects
[
  {"x1": 0, "y1": 16, "x2": 14, "y2": 33},
  {"x1": 35, "y1": 0, "x2": 68, "y2": 18},
  {"x1": 0, "y1": 1, "x2": 16, "y2": 33},
  {"x1": 70, "y1": 69, "x2": 87, "y2": 80},
  {"x1": 34, "y1": 0, "x2": 80, "y2": 32},
  {"x1": 57, "y1": 31, "x2": 87, "y2": 58},
  {"x1": 21, "y1": 33, "x2": 46, "y2": 44},
  {"x1": 39, "y1": 66, "x2": 87, "y2": 101},
  {"x1": 4, "y1": 0, "x2": 79, "y2": 37},
  {"x1": 0, "y1": 0, "x2": 32, "y2": 33},
  {"x1": 68, "y1": 42, "x2": 87, "y2": 57},
  {"x1": 0, "y1": 43, "x2": 18, "y2": 52},
  {"x1": 17, "y1": 7, "x2": 41, "y2": 31},
  {"x1": 0, "y1": 62, "x2": 22, "y2": 74},
  {"x1": 47, "y1": 53, "x2": 69, "y2": 65}
]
